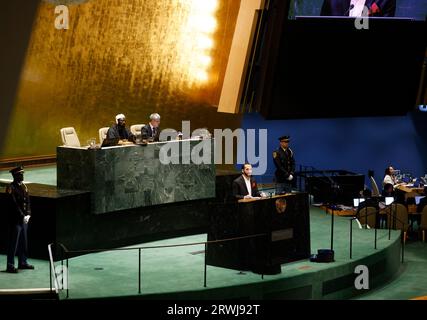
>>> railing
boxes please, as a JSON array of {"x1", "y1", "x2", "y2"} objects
[
  {"x1": 48, "y1": 233, "x2": 268, "y2": 299},
  {"x1": 342, "y1": 203, "x2": 409, "y2": 262}
]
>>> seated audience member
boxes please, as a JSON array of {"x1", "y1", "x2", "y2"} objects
[
  {"x1": 141, "y1": 113, "x2": 161, "y2": 142},
  {"x1": 383, "y1": 166, "x2": 397, "y2": 187}
]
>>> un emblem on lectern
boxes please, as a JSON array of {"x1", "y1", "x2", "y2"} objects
[{"x1": 275, "y1": 199, "x2": 287, "y2": 214}]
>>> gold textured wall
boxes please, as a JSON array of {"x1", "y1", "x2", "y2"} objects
[{"x1": 1, "y1": 0, "x2": 242, "y2": 159}]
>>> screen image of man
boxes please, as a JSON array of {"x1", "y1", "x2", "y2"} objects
[
  {"x1": 5, "y1": 166, "x2": 35, "y2": 273},
  {"x1": 141, "y1": 113, "x2": 161, "y2": 142},
  {"x1": 273, "y1": 135, "x2": 295, "y2": 194},
  {"x1": 321, "y1": 0, "x2": 396, "y2": 17},
  {"x1": 106, "y1": 114, "x2": 135, "y2": 143}
]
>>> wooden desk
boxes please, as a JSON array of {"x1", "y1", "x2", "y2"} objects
[{"x1": 395, "y1": 184, "x2": 424, "y2": 201}]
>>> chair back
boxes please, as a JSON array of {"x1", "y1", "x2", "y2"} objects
[
  {"x1": 387, "y1": 203, "x2": 409, "y2": 231},
  {"x1": 370, "y1": 176, "x2": 380, "y2": 197},
  {"x1": 60, "y1": 127, "x2": 80, "y2": 147},
  {"x1": 99, "y1": 127, "x2": 109, "y2": 144},
  {"x1": 357, "y1": 207, "x2": 377, "y2": 228},
  {"x1": 420, "y1": 206, "x2": 427, "y2": 230},
  {"x1": 130, "y1": 124, "x2": 145, "y2": 136}
]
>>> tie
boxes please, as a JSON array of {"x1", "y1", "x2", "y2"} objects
[{"x1": 152, "y1": 127, "x2": 156, "y2": 137}]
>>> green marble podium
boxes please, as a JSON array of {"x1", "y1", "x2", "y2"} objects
[{"x1": 57, "y1": 139, "x2": 215, "y2": 214}]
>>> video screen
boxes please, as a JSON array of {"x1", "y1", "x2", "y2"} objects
[{"x1": 289, "y1": 0, "x2": 427, "y2": 20}]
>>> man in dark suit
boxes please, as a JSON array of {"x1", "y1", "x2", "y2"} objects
[
  {"x1": 141, "y1": 113, "x2": 161, "y2": 142},
  {"x1": 5, "y1": 166, "x2": 35, "y2": 273},
  {"x1": 232, "y1": 164, "x2": 265, "y2": 200},
  {"x1": 273, "y1": 135, "x2": 295, "y2": 194},
  {"x1": 321, "y1": 0, "x2": 396, "y2": 17},
  {"x1": 106, "y1": 114, "x2": 135, "y2": 143}
]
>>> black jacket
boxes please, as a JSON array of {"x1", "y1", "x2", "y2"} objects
[
  {"x1": 5, "y1": 182, "x2": 31, "y2": 225},
  {"x1": 141, "y1": 124, "x2": 160, "y2": 142},
  {"x1": 320, "y1": 0, "x2": 396, "y2": 17},
  {"x1": 232, "y1": 175, "x2": 261, "y2": 200},
  {"x1": 273, "y1": 147, "x2": 295, "y2": 183},
  {"x1": 107, "y1": 124, "x2": 135, "y2": 141}
]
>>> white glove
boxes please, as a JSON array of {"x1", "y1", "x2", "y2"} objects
[
  {"x1": 287, "y1": 174, "x2": 294, "y2": 181},
  {"x1": 24, "y1": 215, "x2": 31, "y2": 224},
  {"x1": 244, "y1": 195, "x2": 252, "y2": 199}
]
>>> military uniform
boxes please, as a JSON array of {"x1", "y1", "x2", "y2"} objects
[
  {"x1": 5, "y1": 166, "x2": 34, "y2": 273},
  {"x1": 273, "y1": 136, "x2": 295, "y2": 194}
]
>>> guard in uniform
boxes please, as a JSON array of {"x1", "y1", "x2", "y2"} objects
[
  {"x1": 5, "y1": 166, "x2": 34, "y2": 273},
  {"x1": 273, "y1": 135, "x2": 295, "y2": 194}
]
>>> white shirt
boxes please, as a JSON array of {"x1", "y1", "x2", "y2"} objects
[
  {"x1": 383, "y1": 174, "x2": 396, "y2": 187},
  {"x1": 349, "y1": 0, "x2": 367, "y2": 17},
  {"x1": 243, "y1": 175, "x2": 252, "y2": 197}
]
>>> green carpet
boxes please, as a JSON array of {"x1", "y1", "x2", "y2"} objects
[
  {"x1": 0, "y1": 165, "x2": 57, "y2": 186},
  {"x1": 1, "y1": 207, "x2": 406, "y2": 300},
  {"x1": 355, "y1": 241, "x2": 427, "y2": 300}
]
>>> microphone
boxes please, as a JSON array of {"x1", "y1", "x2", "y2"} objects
[{"x1": 344, "y1": 4, "x2": 355, "y2": 16}]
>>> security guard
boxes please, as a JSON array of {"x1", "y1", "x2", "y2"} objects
[
  {"x1": 273, "y1": 135, "x2": 295, "y2": 194},
  {"x1": 5, "y1": 166, "x2": 34, "y2": 273}
]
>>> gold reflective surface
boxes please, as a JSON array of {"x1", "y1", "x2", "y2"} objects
[{"x1": 2, "y1": 0, "x2": 242, "y2": 159}]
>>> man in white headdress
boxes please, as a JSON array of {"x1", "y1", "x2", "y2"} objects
[{"x1": 106, "y1": 114, "x2": 135, "y2": 143}]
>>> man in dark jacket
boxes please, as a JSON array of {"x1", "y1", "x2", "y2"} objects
[
  {"x1": 141, "y1": 113, "x2": 161, "y2": 142},
  {"x1": 5, "y1": 166, "x2": 34, "y2": 273},
  {"x1": 233, "y1": 163, "x2": 265, "y2": 200},
  {"x1": 106, "y1": 114, "x2": 135, "y2": 143},
  {"x1": 273, "y1": 135, "x2": 295, "y2": 194}
]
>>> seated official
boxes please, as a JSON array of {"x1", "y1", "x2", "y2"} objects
[
  {"x1": 107, "y1": 114, "x2": 135, "y2": 143},
  {"x1": 382, "y1": 166, "x2": 398, "y2": 187},
  {"x1": 417, "y1": 187, "x2": 427, "y2": 213},
  {"x1": 141, "y1": 113, "x2": 161, "y2": 142},
  {"x1": 232, "y1": 163, "x2": 266, "y2": 200}
]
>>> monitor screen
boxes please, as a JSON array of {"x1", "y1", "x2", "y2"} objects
[
  {"x1": 289, "y1": 1, "x2": 427, "y2": 20},
  {"x1": 415, "y1": 196, "x2": 425, "y2": 205},
  {"x1": 353, "y1": 198, "x2": 366, "y2": 207},
  {"x1": 385, "y1": 197, "x2": 394, "y2": 205}
]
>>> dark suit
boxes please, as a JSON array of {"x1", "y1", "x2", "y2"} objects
[
  {"x1": 321, "y1": 0, "x2": 396, "y2": 17},
  {"x1": 141, "y1": 124, "x2": 160, "y2": 142},
  {"x1": 232, "y1": 175, "x2": 261, "y2": 200},
  {"x1": 107, "y1": 124, "x2": 135, "y2": 141},
  {"x1": 273, "y1": 147, "x2": 295, "y2": 193},
  {"x1": 5, "y1": 182, "x2": 31, "y2": 268}
]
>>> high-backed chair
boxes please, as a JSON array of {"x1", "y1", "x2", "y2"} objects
[
  {"x1": 387, "y1": 203, "x2": 409, "y2": 243},
  {"x1": 60, "y1": 127, "x2": 81, "y2": 147},
  {"x1": 420, "y1": 206, "x2": 427, "y2": 242},
  {"x1": 357, "y1": 207, "x2": 377, "y2": 229},
  {"x1": 370, "y1": 176, "x2": 380, "y2": 197},
  {"x1": 99, "y1": 127, "x2": 109, "y2": 145},
  {"x1": 130, "y1": 124, "x2": 145, "y2": 137}
]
